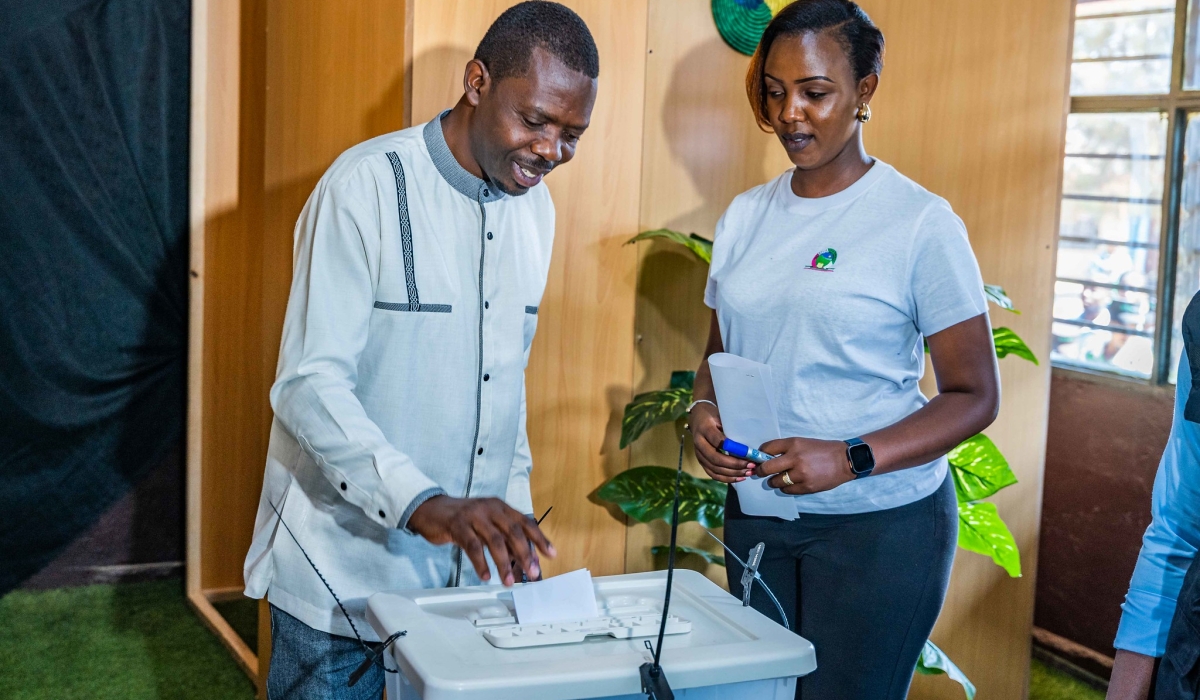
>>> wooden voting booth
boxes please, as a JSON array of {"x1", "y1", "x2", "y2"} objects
[{"x1": 188, "y1": 0, "x2": 1072, "y2": 697}]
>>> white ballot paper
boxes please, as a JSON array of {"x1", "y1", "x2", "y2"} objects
[
  {"x1": 708, "y1": 353, "x2": 798, "y2": 520},
  {"x1": 512, "y1": 568, "x2": 599, "y2": 625}
]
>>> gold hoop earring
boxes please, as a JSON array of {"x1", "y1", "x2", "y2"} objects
[{"x1": 857, "y1": 103, "x2": 872, "y2": 123}]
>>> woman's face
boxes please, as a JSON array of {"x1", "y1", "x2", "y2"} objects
[{"x1": 762, "y1": 30, "x2": 875, "y2": 171}]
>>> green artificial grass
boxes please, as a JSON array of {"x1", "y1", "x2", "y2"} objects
[
  {"x1": 1030, "y1": 658, "x2": 1106, "y2": 700},
  {"x1": 212, "y1": 597, "x2": 259, "y2": 654},
  {"x1": 0, "y1": 578, "x2": 1107, "y2": 700},
  {"x1": 0, "y1": 579, "x2": 255, "y2": 700}
]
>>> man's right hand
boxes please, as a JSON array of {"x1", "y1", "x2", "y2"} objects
[
  {"x1": 407, "y1": 495, "x2": 555, "y2": 586},
  {"x1": 690, "y1": 402, "x2": 754, "y2": 484}
]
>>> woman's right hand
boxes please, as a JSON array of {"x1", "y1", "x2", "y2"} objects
[{"x1": 690, "y1": 402, "x2": 755, "y2": 484}]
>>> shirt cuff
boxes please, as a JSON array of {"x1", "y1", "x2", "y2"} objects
[
  {"x1": 1114, "y1": 589, "x2": 1178, "y2": 657},
  {"x1": 398, "y1": 486, "x2": 447, "y2": 535}
]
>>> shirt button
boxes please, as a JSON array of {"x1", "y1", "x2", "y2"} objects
[
  {"x1": 340, "y1": 482, "x2": 347, "y2": 491},
  {"x1": 477, "y1": 448, "x2": 484, "y2": 456},
  {"x1": 484, "y1": 301, "x2": 489, "y2": 309},
  {"x1": 487, "y1": 232, "x2": 494, "y2": 240},
  {"x1": 378, "y1": 510, "x2": 386, "y2": 518},
  {"x1": 483, "y1": 373, "x2": 490, "y2": 381},
  {"x1": 483, "y1": 189, "x2": 490, "y2": 197}
]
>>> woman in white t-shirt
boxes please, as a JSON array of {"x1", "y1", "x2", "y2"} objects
[{"x1": 688, "y1": 2, "x2": 1000, "y2": 698}]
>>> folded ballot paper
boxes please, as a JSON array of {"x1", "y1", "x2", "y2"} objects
[
  {"x1": 707, "y1": 353, "x2": 798, "y2": 520},
  {"x1": 512, "y1": 568, "x2": 599, "y2": 625}
]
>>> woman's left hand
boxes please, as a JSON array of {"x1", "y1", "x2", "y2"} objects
[{"x1": 757, "y1": 438, "x2": 855, "y2": 495}]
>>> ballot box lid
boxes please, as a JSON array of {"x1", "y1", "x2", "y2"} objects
[{"x1": 366, "y1": 570, "x2": 816, "y2": 700}]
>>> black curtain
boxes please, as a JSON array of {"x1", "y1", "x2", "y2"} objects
[{"x1": 0, "y1": 0, "x2": 190, "y2": 593}]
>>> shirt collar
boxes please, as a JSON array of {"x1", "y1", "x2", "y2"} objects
[{"x1": 423, "y1": 110, "x2": 505, "y2": 203}]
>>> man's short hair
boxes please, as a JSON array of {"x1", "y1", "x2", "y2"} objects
[{"x1": 474, "y1": 1, "x2": 599, "y2": 82}]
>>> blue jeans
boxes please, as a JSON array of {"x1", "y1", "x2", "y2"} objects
[{"x1": 267, "y1": 604, "x2": 385, "y2": 700}]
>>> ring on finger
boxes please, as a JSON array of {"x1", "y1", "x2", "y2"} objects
[{"x1": 780, "y1": 471, "x2": 794, "y2": 487}]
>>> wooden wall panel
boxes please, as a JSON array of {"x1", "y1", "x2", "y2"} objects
[
  {"x1": 854, "y1": 2, "x2": 1070, "y2": 696},
  {"x1": 856, "y1": 2, "x2": 1071, "y2": 697},
  {"x1": 188, "y1": 0, "x2": 268, "y2": 683},
  {"x1": 629, "y1": 0, "x2": 792, "y2": 582},
  {"x1": 261, "y1": 0, "x2": 410, "y2": 457},
  {"x1": 192, "y1": 0, "x2": 268, "y2": 596},
  {"x1": 634, "y1": 0, "x2": 1070, "y2": 697},
  {"x1": 189, "y1": 0, "x2": 408, "y2": 686},
  {"x1": 410, "y1": 0, "x2": 648, "y2": 577},
  {"x1": 191, "y1": 1, "x2": 1069, "y2": 695}
]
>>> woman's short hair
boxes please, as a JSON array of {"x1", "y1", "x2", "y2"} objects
[{"x1": 746, "y1": 0, "x2": 884, "y2": 129}]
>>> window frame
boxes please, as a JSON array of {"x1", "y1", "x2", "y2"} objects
[{"x1": 1060, "y1": 0, "x2": 1198, "y2": 384}]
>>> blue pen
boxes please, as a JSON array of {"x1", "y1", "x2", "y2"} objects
[{"x1": 721, "y1": 438, "x2": 777, "y2": 464}]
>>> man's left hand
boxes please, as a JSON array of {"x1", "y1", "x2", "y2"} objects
[{"x1": 757, "y1": 437, "x2": 855, "y2": 495}]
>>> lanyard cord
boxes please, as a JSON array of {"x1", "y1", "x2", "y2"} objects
[
  {"x1": 268, "y1": 500, "x2": 406, "y2": 686},
  {"x1": 653, "y1": 440, "x2": 685, "y2": 668},
  {"x1": 639, "y1": 440, "x2": 685, "y2": 699}
]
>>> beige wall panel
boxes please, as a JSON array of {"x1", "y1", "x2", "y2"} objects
[
  {"x1": 196, "y1": 0, "x2": 268, "y2": 593},
  {"x1": 192, "y1": 0, "x2": 411, "y2": 593},
  {"x1": 411, "y1": 0, "x2": 648, "y2": 577},
  {"x1": 629, "y1": 0, "x2": 793, "y2": 582},
  {"x1": 190, "y1": 0, "x2": 409, "y2": 684},
  {"x1": 262, "y1": 0, "x2": 410, "y2": 417},
  {"x1": 856, "y1": 1, "x2": 1070, "y2": 697}
]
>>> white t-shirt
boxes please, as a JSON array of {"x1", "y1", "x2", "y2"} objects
[{"x1": 705, "y1": 161, "x2": 988, "y2": 514}]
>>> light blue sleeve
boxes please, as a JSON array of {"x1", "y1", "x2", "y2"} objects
[
  {"x1": 1114, "y1": 351, "x2": 1200, "y2": 656},
  {"x1": 908, "y1": 201, "x2": 989, "y2": 337}
]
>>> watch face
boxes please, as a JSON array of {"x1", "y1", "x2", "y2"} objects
[{"x1": 847, "y1": 442, "x2": 874, "y2": 473}]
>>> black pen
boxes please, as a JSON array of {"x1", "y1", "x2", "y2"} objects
[{"x1": 519, "y1": 506, "x2": 554, "y2": 583}]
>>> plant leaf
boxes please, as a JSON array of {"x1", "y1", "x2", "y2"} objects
[
  {"x1": 627, "y1": 228, "x2": 712, "y2": 264},
  {"x1": 669, "y1": 370, "x2": 696, "y2": 390},
  {"x1": 597, "y1": 466, "x2": 727, "y2": 528},
  {"x1": 688, "y1": 233, "x2": 714, "y2": 262},
  {"x1": 948, "y1": 434, "x2": 1018, "y2": 502},
  {"x1": 993, "y1": 327, "x2": 1039, "y2": 365},
  {"x1": 957, "y1": 501, "x2": 1022, "y2": 577},
  {"x1": 651, "y1": 545, "x2": 726, "y2": 566},
  {"x1": 621, "y1": 387, "x2": 693, "y2": 448},
  {"x1": 984, "y1": 284, "x2": 1020, "y2": 314},
  {"x1": 916, "y1": 640, "x2": 977, "y2": 700}
]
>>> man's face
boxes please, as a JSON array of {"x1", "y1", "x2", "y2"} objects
[{"x1": 468, "y1": 47, "x2": 597, "y2": 196}]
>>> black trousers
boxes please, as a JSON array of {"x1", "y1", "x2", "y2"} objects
[
  {"x1": 725, "y1": 474, "x2": 958, "y2": 700},
  {"x1": 1157, "y1": 553, "x2": 1200, "y2": 699}
]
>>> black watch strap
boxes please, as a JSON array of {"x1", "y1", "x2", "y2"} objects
[{"x1": 845, "y1": 437, "x2": 875, "y2": 478}]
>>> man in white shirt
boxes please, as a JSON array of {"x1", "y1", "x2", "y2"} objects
[{"x1": 241, "y1": 3, "x2": 599, "y2": 696}]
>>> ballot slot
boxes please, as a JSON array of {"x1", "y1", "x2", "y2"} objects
[
  {"x1": 379, "y1": 574, "x2": 758, "y2": 666},
  {"x1": 477, "y1": 584, "x2": 695, "y2": 649},
  {"x1": 481, "y1": 613, "x2": 692, "y2": 649}
]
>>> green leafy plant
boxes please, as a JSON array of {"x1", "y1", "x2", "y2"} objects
[
  {"x1": 621, "y1": 371, "x2": 696, "y2": 448},
  {"x1": 917, "y1": 640, "x2": 977, "y2": 700},
  {"x1": 597, "y1": 465, "x2": 726, "y2": 528},
  {"x1": 597, "y1": 230, "x2": 1038, "y2": 698},
  {"x1": 627, "y1": 229, "x2": 713, "y2": 263}
]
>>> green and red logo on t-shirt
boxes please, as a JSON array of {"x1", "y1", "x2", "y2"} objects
[{"x1": 806, "y1": 248, "x2": 837, "y2": 271}]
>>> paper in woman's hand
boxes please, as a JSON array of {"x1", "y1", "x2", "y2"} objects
[{"x1": 708, "y1": 353, "x2": 798, "y2": 520}]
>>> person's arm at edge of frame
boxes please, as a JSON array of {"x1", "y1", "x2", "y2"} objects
[{"x1": 1107, "y1": 350, "x2": 1200, "y2": 699}]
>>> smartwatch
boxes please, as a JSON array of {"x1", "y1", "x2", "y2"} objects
[{"x1": 844, "y1": 437, "x2": 875, "y2": 478}]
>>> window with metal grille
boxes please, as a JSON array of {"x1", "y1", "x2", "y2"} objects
[{"x1": 1054, "y1": 0, "x2": 1200, "y2": 382}]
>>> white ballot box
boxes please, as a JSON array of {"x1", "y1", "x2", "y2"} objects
[{"x1": 366, "y1": 570, "x2": 816, "y2": 700}]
